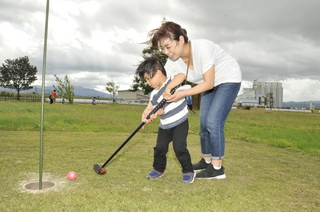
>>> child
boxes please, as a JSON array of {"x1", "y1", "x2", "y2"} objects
[{"x1": 135, "y1": 55, "x2": 195, "y2": 183}]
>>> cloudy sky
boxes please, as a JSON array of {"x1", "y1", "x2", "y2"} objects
[{"x1": 0, "y1": 0, "x2": 319, "y2": 101}]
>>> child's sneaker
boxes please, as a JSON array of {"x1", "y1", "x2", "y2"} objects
[
  {"x1": 193, "y1": 158, "x2": 210, "y2": 171},
  {"x1": 195, "y1": 164, "x2": 226, "y2": 179},
  {"x1": 146, "y1": 170, "x2": 163, "y2": 180},
  {"x1": 182, "y1": 171, "x2": 195, "y2": 183}
]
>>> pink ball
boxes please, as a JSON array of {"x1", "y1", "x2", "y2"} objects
[{"x1": 67, "y1": 171, "x2": 77, "y2": 180}]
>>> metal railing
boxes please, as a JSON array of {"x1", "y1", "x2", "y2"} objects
[{"x1": 0, "y1": 96, "x2": 148, "y2": 105}]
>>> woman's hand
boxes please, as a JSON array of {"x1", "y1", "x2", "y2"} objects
[
  {"x1": 164, "y1": 89, "x2": 186, "y2": 102},
  {"x1": 163, "y1": 88, "x2": 172, "y2": 100}
]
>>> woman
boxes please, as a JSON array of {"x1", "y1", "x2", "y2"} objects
[{"x1": 145, "y1": 21, "x2": 242, "y2": 179}]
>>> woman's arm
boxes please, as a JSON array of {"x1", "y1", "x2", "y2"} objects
[
  {"x1": 164, "y1": 65, "x2": 215, "y2": 102},
  {"x1": 164, "y1": 73, "x2": 186, "y2": 92}
]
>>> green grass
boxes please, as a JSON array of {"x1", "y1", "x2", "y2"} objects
[
  {"x1": 225, "y1": 108, "x2": 320, "y2": 156},
  {"x1": 0, "y1": 101, "x2": 200, "y2": 133},
  {"x1": 1, "y1": 102, "x2": 318, "y2": 155},
  {"x1": 0, "y1": 102, "x2": 319, "y2": 211}
]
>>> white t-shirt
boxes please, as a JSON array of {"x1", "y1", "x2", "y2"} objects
[{"x1": 164, "y1": 39, "x2": 242, "y2": 86}]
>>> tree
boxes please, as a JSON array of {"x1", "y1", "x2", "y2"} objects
[
  {"x1": 53, "y1": 74, "x2": 74, "y2": 104},
  {"x1": 0, "y1": 91, "x2": 14, "y2": 97},
  {"x1": 106, "y1": 80, "x2": 119, "y2": 104},
  {"x1": 130, "y1": 46, "x2": 168, "y2": 95},
  {"x1": 262, "y1": 92, "x2": 275, "y2": 110},
  {"x1": 262, "y1": 96, "x2": 269, "y2": 108},
  {"x1": 0, "y1": 56, "x2": 37, "y2": 100},
  {"x1": 130, "y1": 18, "x2": 169, "y2": 95},
  {"x1": 130, "y1": 75, "x2": 153, "y2": 95}
]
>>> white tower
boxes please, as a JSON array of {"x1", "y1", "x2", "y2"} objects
[{"x1": 253, "y1": 80, "x2": 283, "y2": 108}]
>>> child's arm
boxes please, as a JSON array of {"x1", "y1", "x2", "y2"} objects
[
  {"x1": 142, "y1": 102, "x2": 153, "y2": 123},
  {"x1": 156, "y1": 108, "x2": 165, "y2": 116},
  {"x1": 145, "y1": 108, "x2": 164, "y2": 126},
  {"x1": 141, "y1": 102, "x2": 165, "y2": 128}
]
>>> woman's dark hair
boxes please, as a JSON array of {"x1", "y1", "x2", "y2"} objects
[
  {"x1": 145, "y1": 21, "x2": 188, "y2": 49},
  {"x1": 135, "y1": 55, "x2": 166, "y2": 80}
]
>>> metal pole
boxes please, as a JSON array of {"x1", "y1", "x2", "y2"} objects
[{"x1": 39, "y1": 0, "x2": 50, "y2": 190}]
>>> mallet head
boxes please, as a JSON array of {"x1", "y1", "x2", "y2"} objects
[{"x1": 93, "y1": 164, "x2": 106, "y2": 175}]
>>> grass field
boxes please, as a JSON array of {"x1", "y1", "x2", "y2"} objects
[{"x1": 0, "y1": 101, "x2": 319, "y2": 211}]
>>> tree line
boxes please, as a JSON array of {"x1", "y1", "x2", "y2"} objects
[
  {"x1": 0, "y1": 46, "x2": 160, "y2": 103},
  {"x1": 0, "y1": 52, "x2": 276, "y2": 108},
  {"x1": 0, "y1": 22, "x2": 276, "y2": 108}
]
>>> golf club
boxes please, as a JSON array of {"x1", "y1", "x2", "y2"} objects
[{"x1": 93, "y1": 85, "x2": 182, "y2": 175}]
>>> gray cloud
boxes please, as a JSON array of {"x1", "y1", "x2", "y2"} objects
[{"x1": 0, "y1": 0, "x2": 319, "y2": 101}]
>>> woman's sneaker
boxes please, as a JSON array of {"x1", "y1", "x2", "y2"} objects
[
  {"x1": 195, "y1": 164, "x2": 226, "y2": 179},
  {"x1": 146, "y1": 170, "x2": 163, "y2": 180},
  {"x1": 182, "y1": 171, "x2": 195, "y2": 183},
  {"x1": 193, "y1": 158, "x2": 210, "y2": 171}
]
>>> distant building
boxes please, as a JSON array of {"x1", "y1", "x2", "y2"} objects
[
  {"x1": 236, "y1": 80, "x2": 283, "y2": 108},
  {"x1": 117, "y1": 90, "x2": 149, "y2": 105}
]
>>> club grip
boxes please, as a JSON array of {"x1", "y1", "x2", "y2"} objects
[{"x1": 146, "y1": 86, "x2": 179, "y2": 119}]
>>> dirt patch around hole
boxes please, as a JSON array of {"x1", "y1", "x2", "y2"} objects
[{"x1": 19, "y1": 172, "x2": 79, "y2": 194}]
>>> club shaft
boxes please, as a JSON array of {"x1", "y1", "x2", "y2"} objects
[
  {"x1": 101, "y1": 121, "x2": 145, "y2": 168},
  {"x1": 100, "y1": 85, "x2": 179, "y2": 168}
]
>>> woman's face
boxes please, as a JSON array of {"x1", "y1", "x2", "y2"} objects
[{"x1": 159, "y1": 37, "x2": 183, "y2": 61}]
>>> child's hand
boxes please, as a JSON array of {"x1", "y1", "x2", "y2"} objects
[
  {"x1": 142, "y1": 110, "x2": 159, "y2": 129},
  {"x1": 141, "y1": 110, "x2": 150, "y2": 129},
  {"x1": 142, "y1": 110, "x2": 156, "y2": 128},
  {"x1": 148, "y1": 113, "x2": 158, "y2": 122}
]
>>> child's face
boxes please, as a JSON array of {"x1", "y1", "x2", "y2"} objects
[{"x1": 144, "y1": 70, "x2": 162, "y2": 89}]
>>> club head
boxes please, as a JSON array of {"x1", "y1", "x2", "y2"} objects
[{"x1": 93, "y1": 164, "x2": 106, "y2": 175}]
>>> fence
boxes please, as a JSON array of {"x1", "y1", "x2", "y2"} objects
[
  {"x1": 265, "y1": 108, "x2": 315, "y2": 113},
  {"x1": 0, "y1": 96, "x2": 42, "y2": 102},
  {"x1": 0, "y1": 97, "x2": 147, "y2": 105}
]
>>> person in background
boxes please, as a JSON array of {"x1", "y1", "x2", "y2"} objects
[
  {"x1": 92, "y1": 97, "x2": 97, "y2": 105},
  {"x1": 51, "y1": 90, "x2": 57, "y2": 104},
  {"x1": 185, "y1": 95, "x2": 196, "y2": 114},
  {"x1": 49, "y1": 94, "x2": 53, "y2": 104}
]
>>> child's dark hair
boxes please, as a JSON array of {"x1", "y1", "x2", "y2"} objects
[{"x1": 135, "y1": 55, "x2": 166, "y2": 80}]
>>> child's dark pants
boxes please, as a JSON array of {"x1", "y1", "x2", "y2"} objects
[{"x1": 153, "y1": 119, "x2": 193, "y2": 173}]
